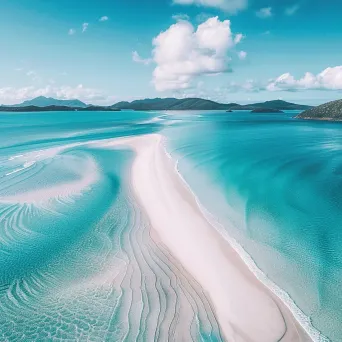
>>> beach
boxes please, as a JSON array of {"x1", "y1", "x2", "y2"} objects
[
  {"x1": 99, "y1": 133, "x2": 312, "y2": 342},
  {"x1": 1, "y1": 109, "x2": 338, "y2": 341}
]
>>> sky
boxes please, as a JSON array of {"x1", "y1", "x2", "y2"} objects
[{"x1": 0, "y1": 0, "x2": 341, "y2": 105}]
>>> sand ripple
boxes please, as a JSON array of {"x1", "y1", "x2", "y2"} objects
[{"x1": 0, "y1": 142, "x2": 223, "y2": 341}]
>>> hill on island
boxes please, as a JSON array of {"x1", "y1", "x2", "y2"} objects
[
  {"x1": 6, "y1": 96, "x2": 87, "y2": 108},
  {"x1": 110, "y1": 98, "x2": 311, "y2": 111},
  {"x1": 1, "y1": 96, "x2": 312, "y2": 112},
  {"x1": 244, "y1": 100, "x2": 310, "y2": 111},
  {"x1": 297, "y1": 99, "x2": 342, "y2": 121},
  {"x1": 111, "y1": 98, "x2": 231, "y2": 110}
]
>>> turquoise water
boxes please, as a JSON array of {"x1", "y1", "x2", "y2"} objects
[
  {"x1": 0, "y1": 110, "x2": 341, "y2": 341},
  {"x1": 163, "y1": 110, "x2": 342, "y2": 341},
  {"x1": 0, "y1": 111, "x2": 222, "y2": 341}
]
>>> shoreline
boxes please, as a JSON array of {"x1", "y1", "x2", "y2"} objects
[
  {"x1": 98, "y1": 133, "x2": 316, "y2": 341},
  {"x1": 296, "y1": 116, "x2": 342, "y2": 122},
  {"x1": 162, "y1": 138, "x2": 329, "y2": 342}
]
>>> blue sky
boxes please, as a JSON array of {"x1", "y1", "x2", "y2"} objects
[{"x1": 0, "y1": 0, "x2": 341, "y2": 105}]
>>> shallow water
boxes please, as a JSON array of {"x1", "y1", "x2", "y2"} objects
[
  {"x1": 0, "y1": 111, "x2": 222, "y2": 341},
  {"x1": 0, "y1": 110, "x2": 341, "y2": 341},
  {"x1": 163, "y1": 110, "x2": 342, "y2": 341}
]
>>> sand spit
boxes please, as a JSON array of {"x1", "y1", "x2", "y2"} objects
[{"x1": 97, "y1": 134, "x2": 312, "y2": 342}]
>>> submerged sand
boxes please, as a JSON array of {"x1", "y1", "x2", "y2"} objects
[{"x1": 98, "y1": 134, "x2": 312, "y2": 342}]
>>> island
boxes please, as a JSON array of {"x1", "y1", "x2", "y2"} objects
[
  {"x1": 111, "y1": 98, "x2": 311, "y2": 111},
  {"x1": 1, "y1": 96, "x2": 312, "y2": 113},
  {"x1": 0, "y1": 105, "x2": 121, "y2": 112},
  {"x1": 6, "y1": 96, "x2": 88, "y2": 108},
  {"x1": 251, "y1": 108, "x2": 284, "y2": 113},
  {"x1": 297, "y1": 99, "x2": 342, "y2": 121}
]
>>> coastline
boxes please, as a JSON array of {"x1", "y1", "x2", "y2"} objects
[
  {"x1": 99, "y1": 133, "x2": 314, "y2": 341},
  {"x1": 164, "y1": 140, "x2": 330, "y2": 342},
  {"x1": 296, "y1": 116, "x2": 342, "y2": 122}
]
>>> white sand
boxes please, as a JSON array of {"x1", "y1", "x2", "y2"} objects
[
  {"x1": 98, "y1": 134, "x2": 312, "y2": 342},
  {"x1": 1, "y1": 156, "x2": 98, "y2": 204}
]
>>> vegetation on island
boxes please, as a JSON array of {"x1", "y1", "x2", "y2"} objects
[
  {"x1": 0, "y1": 96, "x2": 312, "y2": 113},
  {"x1": 297, "y1": 99, "x2": 342, "y2": 121}
]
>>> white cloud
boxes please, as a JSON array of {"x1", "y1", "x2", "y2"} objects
[
  {"x1": 285, "y1": 4, "x2": 300, "y2": 16},
  {"x1": 172, "y1": 13, "x2": 190, "y2": 21},
  {"x1": 267, "y1": 66, "x2": 342, "y2": 91},
  {"x1": 132, "y1": 51, "x2": 153, "y2": 65},
  {"x1": 55, "y1": 84, "x2": 101, "y2": 100},
  {"x1": 152, "y1": 17, "x2": 241, "y2": 91},
  {"x1": 256, "y1": 7, "x2": 272, "y2": 18},
  {"x1": 238, "y1": 51, "x2": 247, "y2": 60},
  {"x1": 0, "y1": 85, "x2": 115, "y2": 105},
  {"x1": 234, "y1": 33, "x2": 244, "y2": 44},
  {"x1": 172, "y1": 0, "x2": 247, "y2": 13},
  {"x1": 99, "y1": 16, "x2": 109, "y2": 22},
  {"x1": 82, "y1": 23, "x2": 89, "y2": 33},
  {"x1": 68, "y1": 28, "x2": 76, "y2": 35}
]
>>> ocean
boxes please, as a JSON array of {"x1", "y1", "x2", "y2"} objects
[{"x1": 0, "y1": 110, "x2": 340, "y2": 341}]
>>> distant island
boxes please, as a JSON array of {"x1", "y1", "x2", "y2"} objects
[
  {"x1": 0, "y1": 96, "x2": 312, "y2": 112},
  {"x1": 5, "y1": 96, "x2": 88, "y2": 108},
  {"x1": 297, "y1": 99, "x2": 342, "y2": 121},
  {"x1": 111, "y1": 98, "x2": 311, "y2": 111},
  {"x1": 251, "y1": 108, "x2": 284, "y2": 113},
  {"x1": 0, "y1": 105, "x2": 120, "y2": 112}
]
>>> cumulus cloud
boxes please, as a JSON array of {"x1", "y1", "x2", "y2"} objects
[
  {"x1": 256, "y1": 7, "x2": 272, "y2": 18},
  {"x1": 0, "y1": 85, "x2": 114, "y2": 105},
  {"x1": 82, "y1": 23, "x2": 89, "y2": 33},
  {"x1": 132, "y1": 51, "x2": 153, "y2": 65},
  {"x1": 267, "y1": 66, "x2": 342, "y2": 91},
  {"x1": 238, "y1": 51, "x2": 247, "y2": 60},
  {"x1": 68, "y1": 28, "x2": 76, "y2": 35},
  {"x1": 99, "y1": 16, "x2": 109, "y2": 22},
  {"x1": 152, "y1": 17, "x2": 241, "y2": 91},
  {"x1": 172, "y1": 0, "x2": 247, "y2": 13},
  {"x1": 172, "y1": 13, "x2": 190, "y2": 21},
  {"x1": 285, "y1": 4, "x2": 300, "y2": 16}
]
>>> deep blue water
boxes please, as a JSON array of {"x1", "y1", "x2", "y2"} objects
[{"x1": 0, "y1": 110, "x2": 341, "y2": 341}]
